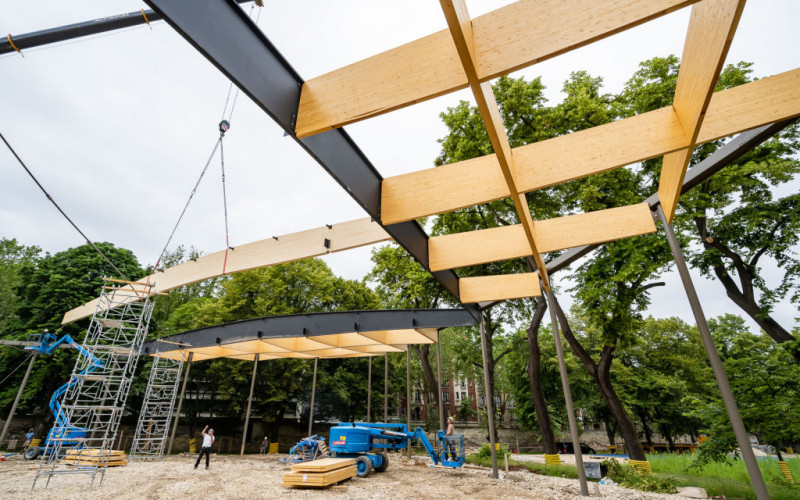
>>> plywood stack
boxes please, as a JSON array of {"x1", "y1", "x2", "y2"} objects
[
  {"x1": 282, "y1": 458, "x2": 356, "y2": 488},
  {"x1": 62, "y1": 449, "x2": 128, "y2": 467}
]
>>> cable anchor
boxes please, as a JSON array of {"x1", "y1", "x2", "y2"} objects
[{"x1": 219, "y1": 120, "x2": 231, "y2": 136}]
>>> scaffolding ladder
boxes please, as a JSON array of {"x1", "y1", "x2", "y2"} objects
[
  {"x1": 32, "y1": 281, "x2": 155, "y2": 491},
  {"x1": 129, "y1": 352, "x2": 185, "y2": 461}
]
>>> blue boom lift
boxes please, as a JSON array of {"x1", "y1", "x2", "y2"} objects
[
  {"x1": 22, "y1": 332, "x2": 104, "y2": 460},
  {"x1": 327, "y1": 422, "x2": 465, "y2": 477}
]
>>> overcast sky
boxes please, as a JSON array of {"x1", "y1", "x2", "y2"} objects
[{"x1": 1, "y1": 0, "x2": 798, "y2": 333}]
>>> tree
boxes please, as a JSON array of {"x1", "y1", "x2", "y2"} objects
[
  {"x1": 620, "y1": 56, "x2": 800, "y2": 361},
  {"x1": 0, "y1": 238, "x2": 40, "y2": 335}
]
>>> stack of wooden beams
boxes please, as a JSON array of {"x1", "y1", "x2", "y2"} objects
[
  {"x1": 62, "y1": 449, "x2": 128, "y2": 467},
  {"x1": 282, "y1": 458, "x2": 357, "y2": 488}
]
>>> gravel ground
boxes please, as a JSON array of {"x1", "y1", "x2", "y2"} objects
[{"x1": 0, "y1": 453, "x2": 681, "y2": 499}]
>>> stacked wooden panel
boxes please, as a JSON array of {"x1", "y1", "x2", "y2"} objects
[
  {"x1": 62, "y1": 449, "x2": 128, "y2": 467},
  {"x1": 282, "y1": 458, "x2": 357, "y2": 488}
]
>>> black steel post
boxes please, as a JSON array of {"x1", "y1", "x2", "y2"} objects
[
  {"x1": 437, "y1": 330, "x2": 445, "y2": 430},
  {"x1": 308, "y1": 357, "x2": 318, "y2": 437},
  {"x1": 656, "y1": 205, "x2": 770, "y2": 500},
  {"x1": 544, "y1": 284, "x2": 589, "y2": 496},
  {"x1": 367, "y1": 357, "x2": 372, "y2": 422},
  {"x1": 384, "y1": 353, "x2": 389, "y2": 422},
  {"x1": 479, "y1": 315, "x2": 499, "y2": 479},
  {"x1": 0, "y1": 354, "x2": 37, "y2": 447},
  {"x1": 406, "y1": 348, "x2": 412, "y2": 458},
  {"x1": 240, "y1": 353, "x2": 259, "y2": 455}
]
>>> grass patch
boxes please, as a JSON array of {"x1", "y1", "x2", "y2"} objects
[{"x1": 465, "y1": 453, "x2": 587, "y2": 481}]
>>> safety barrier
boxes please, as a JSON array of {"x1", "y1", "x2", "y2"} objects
[{"x1": 629, "y1": 459, "x2": 652, "y2": 475}]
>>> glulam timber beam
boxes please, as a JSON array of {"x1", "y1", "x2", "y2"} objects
[
  {"x1": 459, "y1": 273, "x2": 542, "y2": 303},
  {"x1": 429, "y1": 203, "x2": 656, "y2": 272},
  {"x1": 658, "y1": 0, "x2": 746, "y2": 223},
  {"x1": 62, "y1": 218, "x2": 390, "y2": 324},
  {"x1": 295, "y1": 0, "x2": 699, "y2": 138},
  {"x1": 440, "y1": 0, "x2": 549, "y2": 288},
  {"x1": 381, "y1": 69, "x2": 800, "y2": 224}
]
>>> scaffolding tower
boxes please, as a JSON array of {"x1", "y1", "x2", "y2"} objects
[
  {"x1": 129, "y1": 352, "x2": 185, "y2": 461},
  {"x1": 32, "y1": 281, "x2": 155, "y2": 491}
]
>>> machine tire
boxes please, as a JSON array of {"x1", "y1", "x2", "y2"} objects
[
  {"x1": 23, "y1": 446, "x2": 41, "y2": 460},
  {"x1": 355, "y1": 456, "x2": 373, "y2": 478},
  {"x1": 374, "y1": 451, "x2": 389, "y2": 472}
]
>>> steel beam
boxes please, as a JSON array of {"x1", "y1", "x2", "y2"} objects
[
  {"x1": 143, "y1": 0, "x2": 477, "y2": 319},
  {"x1": 240, "y1": 353, "x2": 259, "y2": 455},
  {"x1": 545, "y1": 284, "x2": 589, "y2": 496},
  {"x1": 141, "y1": 309, "x2": 474, "y2": 354},
  {"x1": 0, "y1": 354, "x2": 37, "y2": 447},
  {"x1": 656, "y1": 205, "x2": 769, "y2": 499},
  {"x1": 0, "y1": 1, "x2": 252, "y2": 56}
]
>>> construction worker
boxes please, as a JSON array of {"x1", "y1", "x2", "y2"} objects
[
  {"x1": 444, "y1": 416, "x2": 456, "y2": 460},
  {"x1": 194, "y1": 425, "x2": 215, "y2": 469},
  {"x1": 23, "y1": 428, "x2": 35, "y2": 450}
]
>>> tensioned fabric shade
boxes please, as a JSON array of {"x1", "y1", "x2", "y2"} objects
[{"x1": 140, "y1": 309, "x2": 475, "y2": 362}]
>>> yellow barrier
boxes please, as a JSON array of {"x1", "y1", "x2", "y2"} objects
[
  {"x1": 629, "y1": 459, "x2": 652, "y2": 475},
  {"x1": 189, "y1": 438, "x2": 197, "y2": 454},
  {"x1": 269, "y1": 443, "x2": 279, "y2": 454},
  {"x1": 30, "y1": 439, "x2": 42, "y2": 447},
  {"x1": 607, "y1": 445, "x2": 617, "y2": 454},
  {"x1": 778, "y1": 461, "x2": 794, "y2": 483},
  {"x1": 544, "y1": 454, "x2": 562, "y2": 466},
  {"x1": 787, "y1": 447, "x2": 794, "y2": 455}
]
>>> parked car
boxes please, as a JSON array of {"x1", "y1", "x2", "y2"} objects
[{"x1": 556, "y1": 441, "x2": 596, "y2": 454}]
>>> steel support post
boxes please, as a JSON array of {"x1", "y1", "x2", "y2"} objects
[
  {"x1": 384, "y1": 353, "x2": 389, "y2": 422},
  {"x1": 436, "y1": 330, "x2": 445, "y2": 430},
  {"x1": 240, "y1": 353, "x2": 259, "y2": 455},
  {"x1": 406, "y1": 348, "x2": 411, "y2": 458},
  {"x1": 0, "y1": 354, "x2": 37, "y2": 448},
  {"x1": 656, "y1": 205, "x2": 770, "y2": 500},
  {"x1": 308, "y1": 357, "x2": 318, "y2": 437},
  {"x1": 479, "y1": 315, "x2": 499, "y2": 479},
  {"x1": 367, "y1": 357, "x2": 372, "y2": 422},
  {"x1": 544, "y1": 285, "x2": 589, "y2": 496},
  {"x1": 167, "y1": 352, "x2": 192, "y2": 455}
]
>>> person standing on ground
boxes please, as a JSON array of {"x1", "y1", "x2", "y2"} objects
[{"x1": 194, "y1": 425, "x2": 215, "y2": 469}]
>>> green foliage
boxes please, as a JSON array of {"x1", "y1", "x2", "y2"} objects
[
  {"x1": 602, "y1": 459, "x2": 677, "y2": 494},
  {"x1": 456, "y1": 396, "x2": 477, "y2": 422},
  {"x1": 0, "y1": 238, "x2": 40, "y2": 334},
  {"x1": 476, "y1": 442, "x2": 509, "y2": 459}
]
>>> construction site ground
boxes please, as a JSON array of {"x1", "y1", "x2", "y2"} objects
[{"x1": 0, "y1": 452, "x2": 680, "y2": 499}]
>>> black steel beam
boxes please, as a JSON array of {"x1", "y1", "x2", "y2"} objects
[
  {"x1": 140, "y1": 309, "x2": 476, "y2": 353},
  {"x1": 0, "y1": 1, "x2": 252, "y2": 56},
  {"x1": 144, "y1": 0, "x2": 475, "y2": 317}
]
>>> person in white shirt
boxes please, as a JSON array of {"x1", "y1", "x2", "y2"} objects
[
  {"x1": 194, "y1": 425, "x2": 215, "y2": 469},
  {"x1": 444, "y1": 416, "x2": 456, "y2": 460}
]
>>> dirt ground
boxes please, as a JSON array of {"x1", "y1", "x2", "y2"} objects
[{"x1": 0, "y1": 452, "x2": 679, "y2": 499}]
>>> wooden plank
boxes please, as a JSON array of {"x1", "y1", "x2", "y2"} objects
[
  {"x1": 282, "y1": 465, "x2": 357, "y2": 487},
  {"x1": 459, "y1": 273, "x2": 541, "y2": 303},
  {"x1": 291, "y1": 458, "x2": 356, "y2": 473},
  {"x1": 429, "y1": 204, "x2": 656, "y2": 271},
  {"x1": 295, "y1": 0, "x2": 698, "y2": 137},
  {"x1": 62, "y1": 218, "x2": 390, "y2": 324},
  {"x1": 658, "y1": 0, "x2": 745, "y2": 223},
  {"x1": 441, "y1": 0, "x2": 549, "y2": 288},
  {"x1": 381, "y1": 69, "x2": 800, "y2": 224}
]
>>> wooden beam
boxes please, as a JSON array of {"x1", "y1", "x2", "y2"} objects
[
  {"x1": 429, "y1": 203, "x2": 656, "y2": 271},
  {"x1": 62, "y1": 218, "x2": 391, "y2": 324},
  {"x1": 295, "y1": 0, "x2": 698, "y2": 137},
  {"x1": 381, "y1": 68, "x2": 800, "y2": 224},
  {"x1": 459, "y1": 273, "x2": 541, "y2": 303},
  {"x1": 440, "y1": 0, "x2": 549, "y2": 288},
  {"x1": 658, "y1": 0, "x2": 746, "y2": 223}
]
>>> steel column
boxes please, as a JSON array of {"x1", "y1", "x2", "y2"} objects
[
  {"x1": 240, "y1": 353, "x2": 259, "y2": 455},
  {"x1": 406, "y1": 348, "x2": 411, "y2": 458},
  {"x1": 366, "y1": 357, "x2": 372, "y2": 422},
  {"x1": 479, "y1": 315, "x2": 499, "y2": 479},
  {"x1": 308, "y1": 357, "x2": 318, "y2": 437},
  {"x1": 384, "y1": 353, "x2": 389, "y2": 422},
  {"x1": 544, "y1": 285, "x2": 589, "y2": 496},
  {"x1": 0, "y1": 354, "x2": 37, "y2": 447},
  {"x1": 436, "y1": 330, "x2": 445, "y2": 430},
  {"x1": 656, "y1": 205, "x2": 769, "y2": 500},
  {"x1": 167, "y1": 352, "x2": 192, "y2": 455}
]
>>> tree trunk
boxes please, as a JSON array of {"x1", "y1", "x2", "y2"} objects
[
  {"x1": 526, "y1": 297, "x2": 558, "y2": 455},
  {"x1": 604, "y1": 416, "x2": 617, "y2": 446},
  {"x1": 410, "y1": 344, "x2": 440, "y2": 414},
  {"x1": 638, "y1": 411, "x2": 652, "y2": 446},
  {"x1": 551, "y1": 296, "x2": 648, "y2": 461}
]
